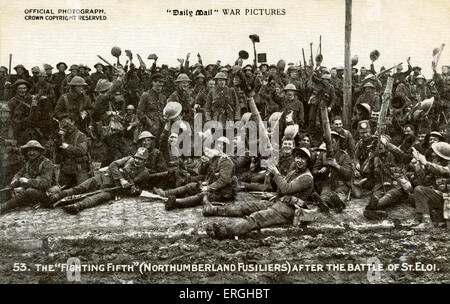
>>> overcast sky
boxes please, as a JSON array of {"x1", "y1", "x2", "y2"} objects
[{"x1": 0, "y1": 0, "x2": 449, "y2": 77}]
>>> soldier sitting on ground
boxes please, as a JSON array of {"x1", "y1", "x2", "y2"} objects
[
  {"x1": 204, "y1": 147, "x2": 314, "y2": 239},
  {"x1": 154, "y1": 137, "x2": 236, "y2": 211},
  {"x1": 1, "y1": 140, "x2": 56, "y2": 214}
]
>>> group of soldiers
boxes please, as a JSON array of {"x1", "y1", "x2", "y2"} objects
[{"x1": 0, "y1": 49, "x2": 449, "y2": 240}]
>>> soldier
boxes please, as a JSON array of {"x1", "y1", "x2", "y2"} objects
[
  {"x1": 406, "y1": 66, "x2": 422, "y2": 85},
  {"x1": 49, "y1": 147, "x2": 150, "y2": 215},
  {"x1": 52, "y1": 62, "x2": 67, "y2": 101},
  {"x1": 411, "y1": 142, "x2": 450, "y2": 229},
  {"x1": 205, "y1": 72, "x2": 240, "y2": 125},
  {"x1": 54, "y1": 76, "x2": 93, "y2": 134},
  {"x1": 354, "y1": 120, "x2": 374, "y2": 166},
  {"x1": 0, "y1": 104, "x2": 22, "y2": 202},
  {"x1": 355, "y1": 82, "x2": 381, "y2": 112},
  {"x1": 60, "y1": 65, "x2": 79, "y2": 95},
  {"x1": 331, "y1": 116, "x2": 355, "y2": 158},
  {"x1": 137, "y1": 73, "x2": 167, "y2": 138},
  {"x1": 410, "y1": 75, "x2": 432, "y2": 104},
  {"x1": 136, "y1": 131, "x2": 167, "y2": 174},
  {"x1": 1, "y1": 140, "x2": 55, "y2": 214},
  {"x1": 204, "y1": 147, "x2": 314, "y2": 239},
  {"x1": 89, "y1": 63, "x2": 106, "y2": 96},
  {"x1": 363, "y1": 135, "x2": 415, "y2": 220},
  {"x1": 9, "y1": 64, "x2": 30, "y2": 85},
  {"x1": 30, "y1": 70, "x2": 56, "y2": 111},
  {"x1": 29, "y1": 66, "x2": 41, "y2": 86},
  {"x1": 154, "y1": 137, "x2": 236, "y2": 210},
  {"x1": 277, "y1": 84, "x2": 304, "y2": 131},
  {"x1": 168, "y1": 73, "x2": 195, "y2": 127},
  {"x1": 8, "y1": 79, "x2": 43, "y2": 145},
  {"x1": 54, "y1": 114, "x2": 91, "y2": 188},
  {"x1": 312, "y1": 131, "x2": 351, "y2": 210}
]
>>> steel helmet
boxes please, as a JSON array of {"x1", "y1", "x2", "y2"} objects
[
  {"x1": 43, "y1": 64, "x2": 53, "y2": 70},
  {"x1": 14, "y1": 64, "x2": 25, "y2": 70},
  {"x1": 214, "y1": 72, "x2": 228, "y2": 80},
  {"x1": 20, "y1": 140, "x2": 45, "y2": 151},
  {"x1": 357, "y1": 103, "x2": 372, "y2": 115},
  {"x1": 415, "y1": 75, "x2": 426, "y2": 81},
  {"x1": 68, "y1": 76, "x2": 88, "y2": 86},
  {"x1": 31, "y1": 66, "x2": 40, "y2": 73},
  {"x1": 163, "y1": 102, "x2": 182, "y2": 120},
  {"x1": 126, "y1": 104, "x2": 135, "y2": 111},
  {"x1": 12, "y1": 79, "x2": 31, "y2": 88},
  {"x1": 95, "y1": 79, "x2": 112, "y2": 92},
  {"x1": 283, "y1": 83, "x2": 298, "y2": 91},
  {"x1": 431, "y1": 142, "x2": 450, "y2": 161},
  {"x1": 134, "y1": 147, "x2": 149, "y2": 160},
  {"x1": 363, "y1": 82, "x2": 375, "y2": 88},
  {"x1": 137, "y1": 131, "x2": 155, "y2": 141},
  {"x1": 69, "y1": 64, "x2": 79, "y2": 71},
  {"x1": 111, "y1": 46, "x2": 122, "y2": 57},
  {"x1": 94, "y1": 62, "x2": 104, "y2": 69},
  {"x1": 425, "y1": 131, "x2": 444, "y2": 144},
  {"x1": 195, "y1": 73, "x2": 206, "y2": 79},
  {"x1": 56, "y1": 62, "x2": 68, "y2": 70},
  {"x1": 175, "y1": 73, "x2": 191, "y2": 82},
  {"x1": 318, "y1": 142, "x2": 327, "y2": 152}
]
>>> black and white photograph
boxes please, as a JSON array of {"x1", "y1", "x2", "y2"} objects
[{"x1": 0, "y1": 0, "x2": 448, "y2": 289}]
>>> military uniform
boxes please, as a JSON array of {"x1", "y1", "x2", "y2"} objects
[
  {"x1": 137, "y1": 88, "x2": 167, "y2": 137},
  {"x1": 205, "y1": 166, "x2": 314, "y2": 239},
  {"x1": 168, "y1": 88, "x2": 194, "y2": 126},
  {"x1": 205, "y1": 86, "x2": 240, "y2": 125},
  {"x1": 162, "y1": 153, "x2": 236, "y2": 210},
  {"x1": 51, "y1": 148, "x2": 151, "y2": 214},
  {"x1": 56, "y1": 128, "x2": 91, "y2": 188},
  {"x1": 54, "y1": 90, "x2": 94, "y2": 134},
  {"x1": 1, "y1": 141, "x2": 55, "y2": 213},
  {"x1": 355, "y1": 90, "x2": 381, "y2": 112}
]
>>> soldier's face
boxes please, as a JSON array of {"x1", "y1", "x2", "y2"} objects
[
  {"x1": 282, "y1": 140, "x2": 295, "y2": 155},
  {"x1": 331, "y1": 69, "x2": 337, "y2": 77},
  {"x1": 416, "y1": 79, "x2": 425, "y2": 86},
  {"x1": 232, "y1": 77, "x2": 241, "y2": 86},
  {"x1": 179, "y1": 81, "x2": 190, "y2": 91},
  {"x1": 290, "y1": 71, "x2": 298, "y2": 79},
  {"x1": 59, "y1": 118, "x2": 75, "y2": 133},
  {"x1": 300, "y1": 136, "x2": 311, "y2": 148},
  {"x1": 26, "y1": 148, "x2": 40, "y2": 160},
  {"x1": 245, "y1": 70, "x2": 252, "y2": 77},
  {"x1": 0, "y1": 110, "x2": 9, "y2": 122},
  {"x1": 360, "y1": 68, "x2": 367, "y2": 75},
  {"x1": 140, "y1": 138, "x2": 154, "y2": 149},
  {"x1": 294, "y1": 155, "x2": 307, "y2": 170},
  {"x1": 152, "y1": 79, "x2": 164, "y2": 92},
  {"x1": 70, "y1": 69, "x2": 78, "y2": 76},
  {"x1": 261, "y1": 66, "x2": 268, "y2": 72},
  {"x1": 45, "y1": 68, "x2": 52, "y2": 76},
  {"x1": 16, "y1": 84, "x2": 28, "y2": 96},
  {"x1": 134, "y1": 157, "x2": 145, "y2": 167},
  {"x1": 73, "y1": 85, "x2": 84, "y2": 94},
  {"x1": 442, "y1": 67, "x2": 449, "y2": 74},
  {"x1": 359, "y1": 129, "x2": 371, "y2": 141},
  {"x1": 417, "y1": 133, "x2": 426, "y2": 143},
  {"x1": 217, "y1": 79, "x2": 226, "y2": 87},
  {"x1": 404, "y1": 127, "x2": 414, "y2": 136},
  {"x1": 207, "y1": 80, "x2": 215, "y2": 90},
  {"x1": 333, "y1": 120, "x2": 343, "y2": 132},
  {"x1": 286, "y1": 90, "x2": 295, "y2": 101},
  {"x1": 269, "y1": 68, "x2": 277, "y2": 75},
  {"x1": 96, "y1": 65, "x2": 103, "y2": 73},
  {"x1": 16, "y1": 68, "x2": 24, "y2": 75},
  {"x1": 32, "y1": 71, "x2": 39, "y2": 77}
]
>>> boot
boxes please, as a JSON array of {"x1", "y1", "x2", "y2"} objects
[
  {"x1": 170, "y1": 195, "x2": 203, "y2": 209},
  {"x1": 165, "y1": 195, "x2": 177, "y2": 211},
  {"x1": 0, "y1": 199, "x2": 20, "y2": 215},
  {"x1": 49, "y1": 189, "x2": 75, "y2": 203},
  {"x1": 165, "y1": 183, "x2": 199, "y2": 198},
  {"x1": 377, "y1": 194, "x2": 395, "y2": 209},
  {"x1": 365, "y1": 196, "x2": 379, "y2": 210},
  {"x1": 415, "y1": 214, "x2": 433, "y2": 230},
  {"x1": 202, "y1": 196, "x2": 218, "y2": 216},
  {"x1": 62, "y1": 204, "x2": 80, "y2": 215}
]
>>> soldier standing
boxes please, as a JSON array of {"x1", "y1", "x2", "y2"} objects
[
  {"x1": 52, "y1": 62, "x2": 67, "y2": 101},
  {"x1": 137, "y1": 73, "x2": 166, "y2": 138},
  {"x1": 60, "y1": 65, "x2": 79, "y2": 95},
  {"x1": 54, "y1": 76, "x2": 93, "y2": 134},
  {"x1": 168, "y1": 73, "x2": 195, "y2": 127},
  {"x1": 355, "y1": 82, "x2": 381, "y2": 112},
  {"x1": 205, "y1": 72, "x2": 240, "y2": 125}
]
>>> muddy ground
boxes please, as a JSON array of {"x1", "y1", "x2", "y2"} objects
[{"x1": 0, "y1": 194, "x2": 448, "y2": 284}]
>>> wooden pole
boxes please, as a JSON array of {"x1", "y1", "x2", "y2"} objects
[{"x1": 343, "y1": 0, "x2": 352, "y2": 129}]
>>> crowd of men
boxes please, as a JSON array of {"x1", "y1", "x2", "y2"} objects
[{"x1": 0, "y1": 50, "x2": 449, "y2": 239}]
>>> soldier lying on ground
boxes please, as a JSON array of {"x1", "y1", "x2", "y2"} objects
[
  {"x1": 1, "y1": 140, "x2": 57, "y2": 214},
  {"x1": 204, "y1": 147, "x2": 314, "y2": 239},
  {"x1": 48, "y1": 147, "x2": 150, "y2": 215}
]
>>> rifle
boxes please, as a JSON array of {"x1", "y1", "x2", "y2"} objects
[
  {"x1": 52, "y1": 186, "x2": 122, "y2": 207},
  {"x1": 310, "y1": 43, "x2": 314, "y2": 69},
  {"x1": 97, "y1": 55, "x2": 120, "y2": 72},
  {"x1": 376, "y1": 62, "x2": 402, "y2": 79},
  {"x1": 375, "y1": 76, "x2": 394, "y2": 193},
  {"x1": 0, "y1": 187, "x2": 11, "y2": 193}
]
